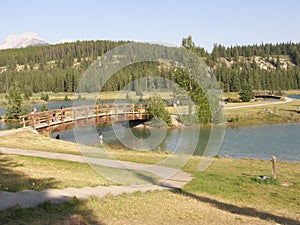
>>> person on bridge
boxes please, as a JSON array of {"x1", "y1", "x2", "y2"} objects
[
  {"x1": 60, "y1": 105, "x2": 65, "y2": 119},
  {"x1": 52, "y1": 111, "x2": 57, "y2": 122},
  {"x1": 31, "y1": 107, "x2": 37, "y2": 114}
]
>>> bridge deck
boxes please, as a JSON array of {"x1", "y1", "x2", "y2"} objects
[
  {"x1": 254, "y1": 91, "x2": 282, "y2": 99},
  {"x1": 20, "y1": 104, "x2": 148, "y2": 134}
]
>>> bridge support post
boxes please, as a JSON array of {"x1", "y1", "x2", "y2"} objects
[
  {"x1": 47, "y1": 113, "x2": 51, "y2": 134},
  {"x1": 85, "y1": 107, "x2": 88, "y2": 125},
  {"x1": 31, "y1": 115, "x2": 35, "y2": 128},
  {"x1": 22, "y1": 117, "x2": 25, "y2": 127},
  {"x1": 96, "y1": 105, "x2": 99, "y2": 124}
]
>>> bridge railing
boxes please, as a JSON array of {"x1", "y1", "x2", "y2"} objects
[
  {"x1": 254, "y1": 91, "x2": 283, "y2": 97},
  {"x1": 20, "y1": 103, "x2": 148, "y2": 128}
]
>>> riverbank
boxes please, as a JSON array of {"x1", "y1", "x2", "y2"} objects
[{"x1": 0, "y1": 130, "x2": 299, "y2": 224}]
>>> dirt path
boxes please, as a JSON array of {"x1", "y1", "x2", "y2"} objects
[
  {"x1": 225, "y1": 97, "x2": 292, "y2": 110},
  {"x1": 0, "y1": 147, "x2": 192, "y2": 210}
]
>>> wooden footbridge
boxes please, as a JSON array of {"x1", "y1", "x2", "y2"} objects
[
  {"x1": 254, "y1": 91, "x2": 282, "y2": 99},
  {"x1": 20, "y1": 104, "x2": 149, "y2": 134}
]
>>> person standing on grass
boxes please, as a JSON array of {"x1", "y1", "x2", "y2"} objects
[{"x1": 99, "y1": 132, "x2": 103, "y2": 144}]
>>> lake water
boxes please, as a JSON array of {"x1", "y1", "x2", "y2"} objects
[
  {"x1": 1, "y1": 99, "x2": 300, "y2": 162},
  {"x1": 50, "y1": 122, "x2": 300, "y2": 162},
  {"x1": 288, "y1": 94, "x2": 300, "y2": 100}
]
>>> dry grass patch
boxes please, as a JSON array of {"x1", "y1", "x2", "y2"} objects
[
  {"x1": 85, "y1": 191, "x2": 278, "y2": 225},
  {"x1": 0, "y1": 191, "x2": 281, "y2": 225}
]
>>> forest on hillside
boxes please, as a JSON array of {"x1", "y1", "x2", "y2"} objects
[{"x1": 0, "y1": 36, "x2": 300, "y2": 94}]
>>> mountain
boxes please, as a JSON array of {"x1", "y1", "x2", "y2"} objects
[{"x1": 0, "y1": 32, "x2": 48, "y2": 50}]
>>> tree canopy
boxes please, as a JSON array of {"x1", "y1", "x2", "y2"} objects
[{"x1": 0, "y1": 37, "x2": 300, "y2": 95}]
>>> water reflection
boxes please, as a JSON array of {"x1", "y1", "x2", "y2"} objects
[
  {"x1": 52, "y1": 124, "x2": 208, "y2": 155},
  {"x1": 52, "y1": 123, "x2": 300, "y2": 162}
]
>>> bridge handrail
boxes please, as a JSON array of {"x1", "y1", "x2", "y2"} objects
[
  {"x1": 20, "y1": 103, "x2": 148, "y2": 128},
  {"x1": 254, "y1": 91, "x2": 283, "y2": 97}
]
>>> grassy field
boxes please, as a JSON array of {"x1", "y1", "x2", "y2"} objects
[
  {"x1": 1, "y1": 191, "x2": 291, "y2": 225},
  {"x1": 225, "y1": 96, "x2": 300, "y2": 126},
  {"x1": 0, "y1": 131, "x2": 81, "y2": 155},
  {"x1": 0, "y1": 93, "x2": 46, "y2": 108},
  {"x1": 0, "y1": 130, "x2": 170, "y2": 164},
  {"x1": 31, "y1": 91, "x2": 173, "y2": 101},
  {"x1": 0, "y1": 153, "x2": 161, "y2": 192},
  {"x1": 0, "y1": 154, "x2": 112, "y2": 192},
  {"x1": 0, "y1": 131, "x2": 300, "y2": 224},
  {"x1": 184, "y1": 157, "x2": 300, "y2": 220},
  {"x1": 0, "y1": 156, "x2": 299, "y2": 224},
  {"x1": 0, "y1": 91, "x2": 173, "y2": 108}
]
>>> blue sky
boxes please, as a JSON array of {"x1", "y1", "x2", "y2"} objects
[{"x1": 1, "y1": 0, "x2": 299, "y2": 51}]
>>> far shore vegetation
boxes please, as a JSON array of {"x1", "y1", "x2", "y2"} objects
[{"x1": 1, "y1": 89, "x2": 300, "y2": 127}]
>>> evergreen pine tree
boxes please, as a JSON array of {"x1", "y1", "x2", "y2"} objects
[
  {"x1": 239, "y1": 81, "x2": 254, "y2": 102},
  {"x1": 5, "y1": 85, "x2": 23, "y2": 121}
]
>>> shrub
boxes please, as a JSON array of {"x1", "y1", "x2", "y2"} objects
[
  {"x1": 41, "y1": 104, "x2": 49, "y2": 112},
  {"x1": 40, "y1": 93, "x2": 49, "y2": 101},
  {"x1": 146, "y1": 96, "x2": 172, "y2": 127},
  {"x1": 64, "y1": 95, "x2": 70, "y2": 101}
]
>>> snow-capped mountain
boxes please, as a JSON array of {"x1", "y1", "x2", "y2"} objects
[{"x1": 0, "y1": 32, "x2": 48, "y2": 49}]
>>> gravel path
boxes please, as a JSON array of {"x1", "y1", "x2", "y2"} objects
[
  {"x1": 225, "y1": 97, "x2": 292, "y2": 110},
  {"x1": 0, "y1": 147, "x2": 193, "y2": 210}
]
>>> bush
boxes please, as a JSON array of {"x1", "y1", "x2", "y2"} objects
[
  {"x1": 76, "y1": 94, "x2": 85, "y2": 101},
  {"x1": 21, "y1": 105, "x2": 31, "y2": 115},
  {"x1": 146, "y1": 96, "x2": 172, "y2": 127},
  {"x1": 226, "y1": 97, "x2": 240, "y2": 103},
  {"x1": 64, "y1": 95, "x2": 70, "y2": 101},
  {"x1": 146, "y1": 117, "x2": 169, "y2": 128},
  {"x1": 227, "y1": 116, "x2": 240, "y2": 123},
  {"x1": 40, "y1": 93, "x2": 49, "y2": 101},
  {"x1": 41, "y1": 104, "x2": 49, "y2": 112},
  {"x1": 178, "y1": 114, "x2": 199, "y2": 126},
  {"x1": 23, "y1": 88, "x2": 32, "y2": 100}
]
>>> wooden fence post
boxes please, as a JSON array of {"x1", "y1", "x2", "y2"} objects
[{"x1": 271, "y1": 156, "x2": 276, "y2": 179}]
